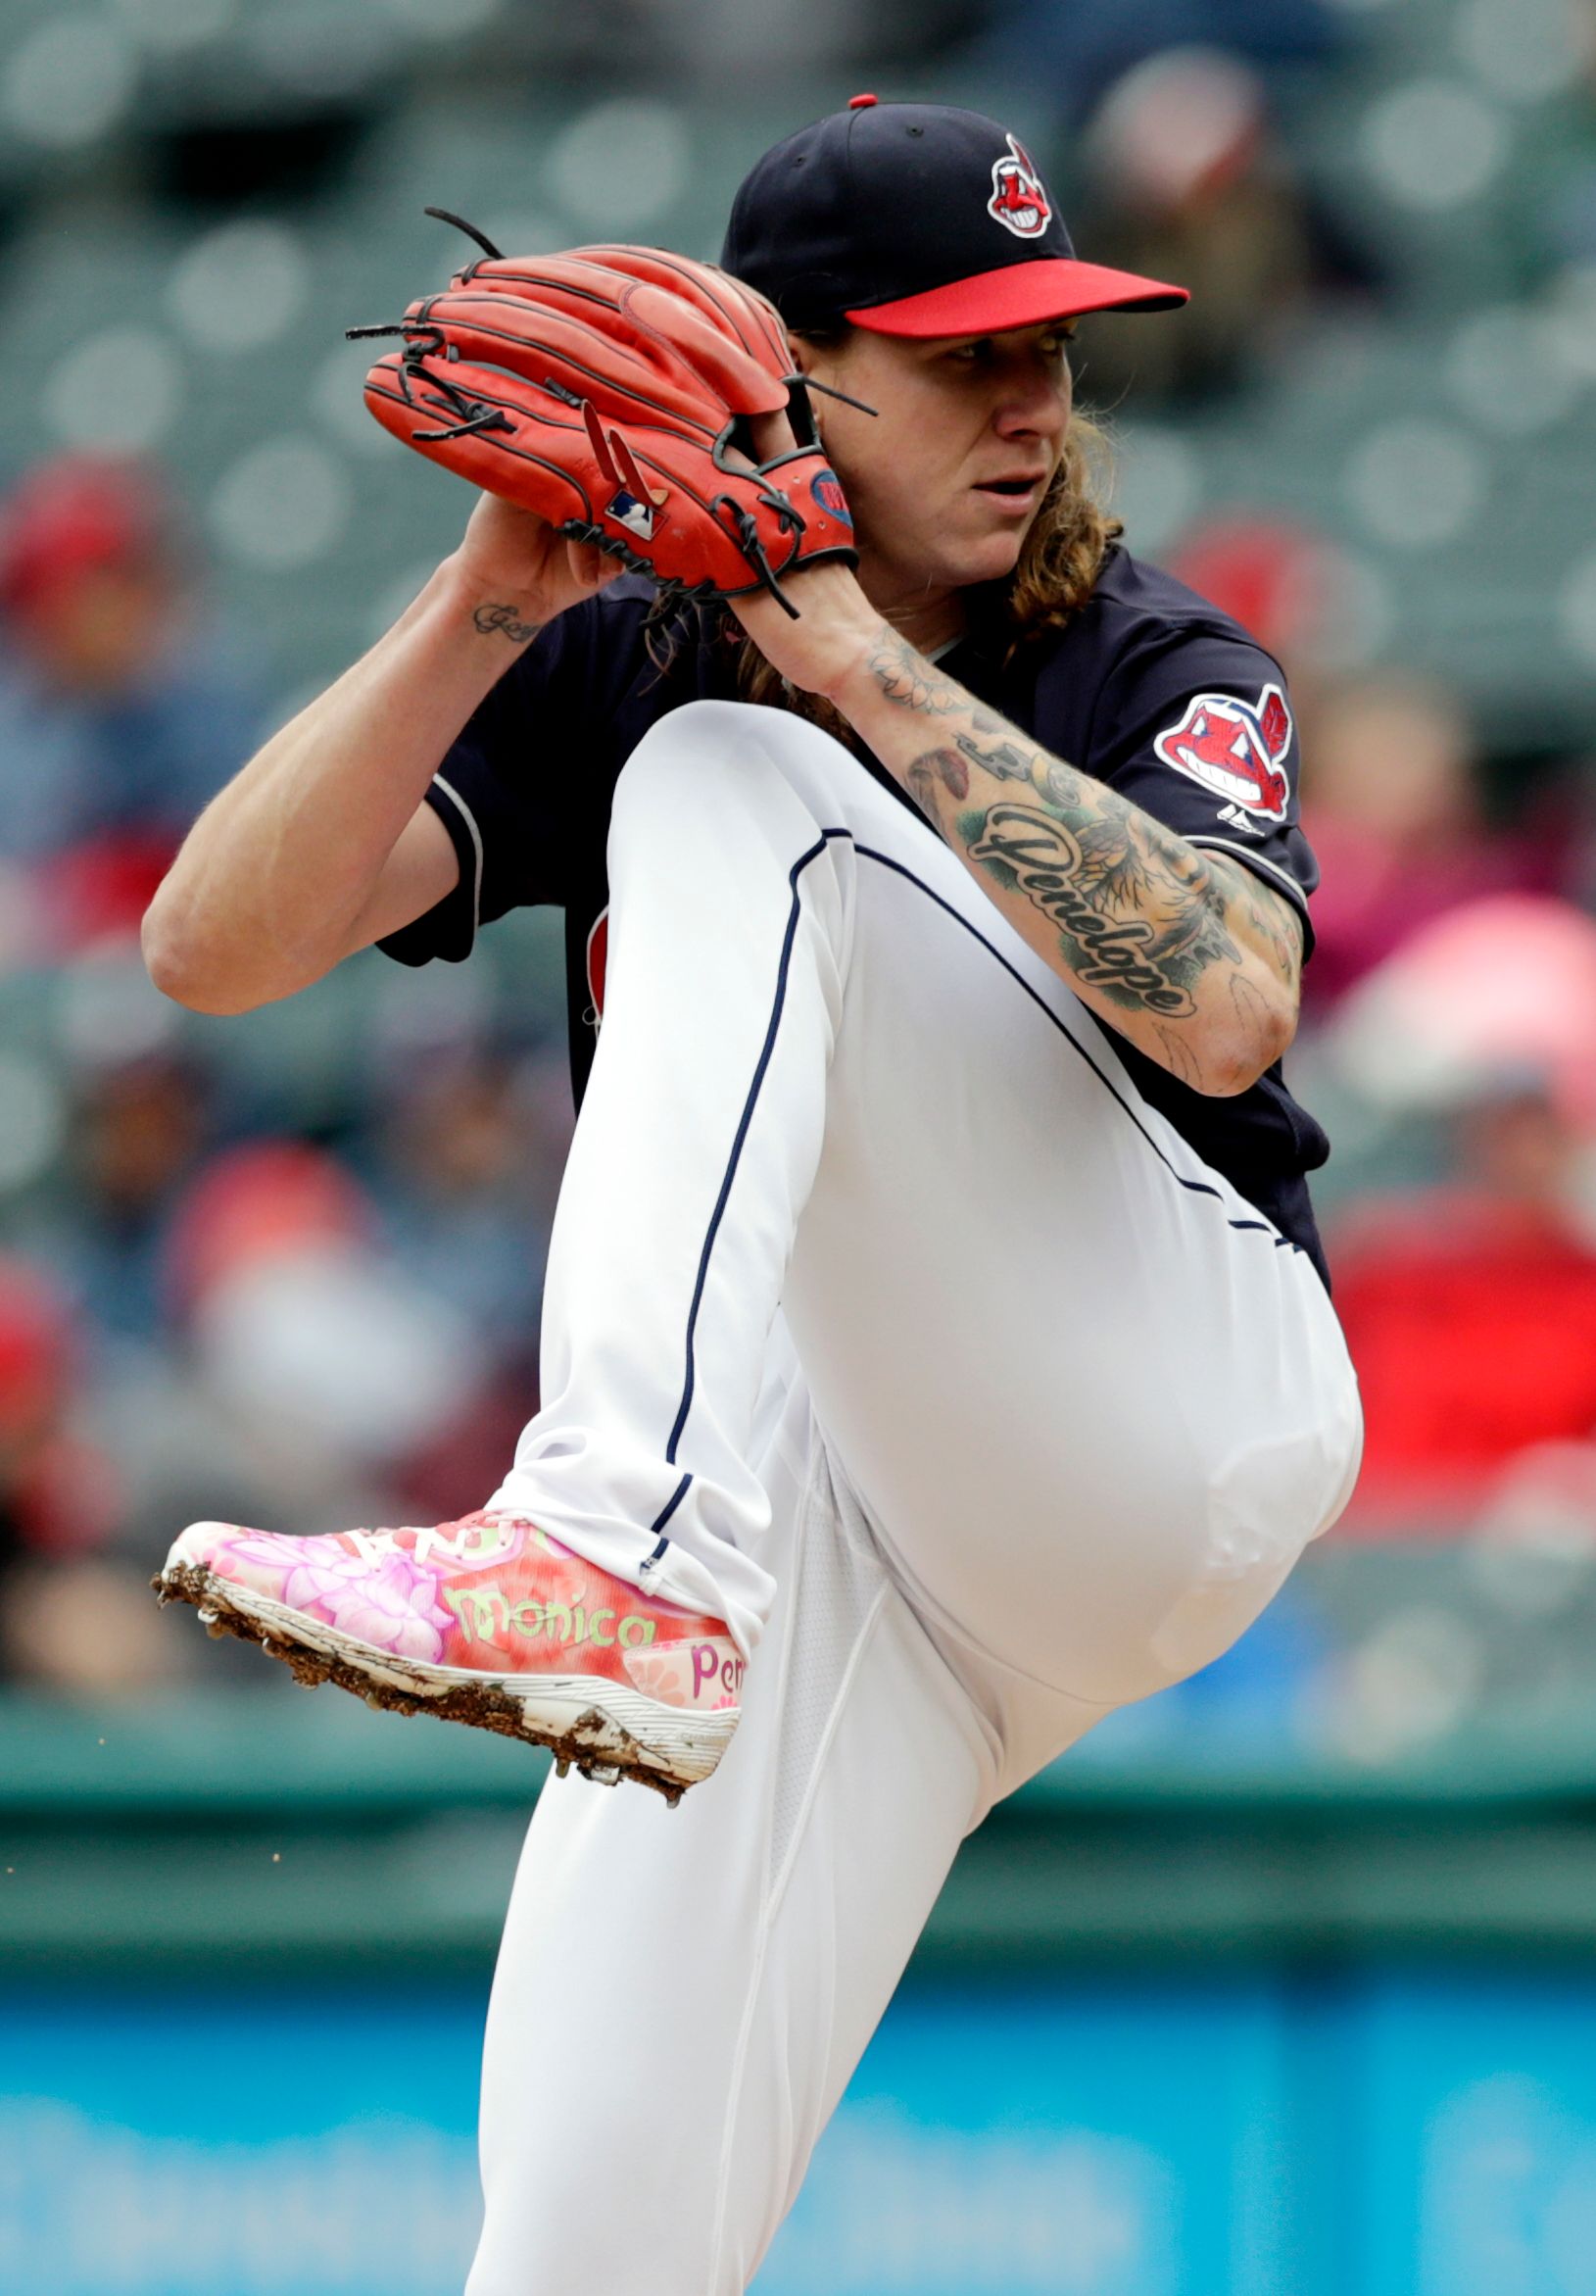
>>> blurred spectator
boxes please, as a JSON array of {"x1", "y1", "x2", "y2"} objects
[
  {"x1": 0, "y1": 455, "x2": 262, "y2": 942},
  {"x1": 1166, "y1": 510, "x2": 1382, "y2": 730},
  {"x1": 43, "y1": 1053, "x2": 210, "y2": 1350},
  {"x1": 0, "y1": 1252, "x2": 173, "y2": 1692},
  {"x1": 169, "y1": 1139, "x2": 492, "y2": 1491},
  {"x1": 1328, "y1": 898, "x2": 1596, "y2": 1532},
  {"x1": 364, "y1": 1047, "x2": 572, "y2": 1521},
  {"x1": 364, "y1": 1047, "x2": 564, "y2": 1357},
  {"x1": 1299, "y1": 675, "x2": 1557, "y2": 1011},
  {"x1": 1334, "y1": 1082, "x2": 1596, "y2": 1531},
  {"x1": 1070, "y1": 49, "x2": 1380, "y2": 409},
  {"x1": 1508, "y1": 0, "x2": 1596, "y2": 280},
  {"x1": 1330, "y1": 893, "x2": 1596, "y2": 1127},
  {"x1": 1169, "y1": 513, "x2": 1339, "y2": 668},
  {"x1": 959, "y1": 0, "x2": 1341, "y2": 128},
  {"x1": 614, "y1": 0, "x2": 977, "y2": 79}
]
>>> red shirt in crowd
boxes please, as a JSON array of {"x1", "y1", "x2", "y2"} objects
[{"x1": 1332, "y1": 1193, "x2": 1596, "y2": 1528}]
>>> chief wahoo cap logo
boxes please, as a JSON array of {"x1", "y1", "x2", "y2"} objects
[{"x1": 988, "y1": 133, "x2": 1052, "y2": 240}]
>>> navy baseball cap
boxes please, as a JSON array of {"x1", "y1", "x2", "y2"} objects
[{"x1": 722, "y1": 95, "x2": 1188, "y2": 339}]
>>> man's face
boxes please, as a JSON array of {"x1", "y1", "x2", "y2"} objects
[
  {"x1": 15, "y1": 562, "x2": 177, "y2": 695},
  {"x1": 797, "y1": 320, "x2": 1075, "y2": 602}
]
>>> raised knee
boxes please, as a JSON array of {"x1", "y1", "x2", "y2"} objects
[
  {"x1": 619, "y1": 698, "x2": 764, "y2": 786},
  {"x1": 613, "y1": 698, "x2": 852, "y2": 826}
]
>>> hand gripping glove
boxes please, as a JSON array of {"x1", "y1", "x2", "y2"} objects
[{"x1": 350, "y1": 212, "x2": 868, "y2": 615}]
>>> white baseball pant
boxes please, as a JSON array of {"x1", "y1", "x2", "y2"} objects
[{"x1": 465, "y1": 699, "x2": 1362, "y2": 2296}]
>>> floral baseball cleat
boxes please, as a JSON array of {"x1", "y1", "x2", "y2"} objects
[{"x1": 154, "y1": 1512, "x2": 744, "y2": 1801}]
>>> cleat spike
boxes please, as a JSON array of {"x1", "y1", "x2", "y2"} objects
[
  {"x1": 554, "y1": 1757, "x2": 571, "y2": 1779},
  {"x1": 584, "y1": 1763, "x2": 622, "y2": 1788},
  {"x1": 205, "y1": 1619, "x2": 225, "y2": 1638},
  {"x1": 364, "y1": 1692, "x2": 384, "y2": 1710}
]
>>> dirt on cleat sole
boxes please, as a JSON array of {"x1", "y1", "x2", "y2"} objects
[{"x1": 153, "y1": 1561, "x2": 706, "y2": 1805}]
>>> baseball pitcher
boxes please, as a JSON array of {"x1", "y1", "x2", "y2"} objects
[{"x1": 147, "y1": 99, "x2": 1362, "y2": 2296}]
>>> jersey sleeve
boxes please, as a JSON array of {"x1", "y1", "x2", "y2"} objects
[
  {"x1": 375, "y1": 612, "x2": 591, "y2": 970},
  {"x1": 1081, "y1": 625, "x2": 1320, "y2": 939}
]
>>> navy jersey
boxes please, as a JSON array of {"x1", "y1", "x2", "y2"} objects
[{"x1": 379, "y1": 546, "x2": 1331, "y2": 1283}]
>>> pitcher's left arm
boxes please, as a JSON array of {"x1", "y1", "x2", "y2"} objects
[{"x1": 830, "y1": 622, "x2": 1302, "y2": 1098}]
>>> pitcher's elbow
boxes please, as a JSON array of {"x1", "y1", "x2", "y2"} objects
[
  {"x1": 1198, "y1": 1001, "x2": 1296, "y2": 1098},
  {"x1": 140, "y1": 907, "x2": 255, "y2": 1014}
]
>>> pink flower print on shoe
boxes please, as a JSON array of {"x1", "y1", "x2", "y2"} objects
[
  {"x1": 155, "y1": 1511, "x2": 742, "y2": 1801},
  {"x1": 204, "y1": 1527, "x2": 458, "y2": 1663}
]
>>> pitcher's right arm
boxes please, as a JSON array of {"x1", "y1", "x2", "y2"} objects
[{"x1": 142, "y1": 496, "x2": 621, "y2": 1015}]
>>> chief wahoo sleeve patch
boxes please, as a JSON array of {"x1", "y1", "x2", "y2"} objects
[{"x1": 1152, "y1": 684, "x2": 1294, "y2": 822}]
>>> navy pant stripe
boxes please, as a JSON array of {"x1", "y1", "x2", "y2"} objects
[
  {"x1": 647, "y1": 1480, "x2": 691, "y2": 1542},
  {"x1": 662, "y1": 830, "x2": 849, "y2": 1472}
]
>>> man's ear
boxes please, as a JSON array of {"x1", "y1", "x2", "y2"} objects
[{"x1": 784, "y1": 335, "x2": 826, "y2": 446}]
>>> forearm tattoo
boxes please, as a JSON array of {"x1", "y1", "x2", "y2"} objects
[
  {"x1": 965, "y1": 801, "x2": 1232, "y2": 1016},
  {"x1": 904, "y1": 747, "x2": 973, "y2": 816},
  {"x1": 472, "y1": 602, "x2": 545, "y2": 645},
  {"x1": 866, "y1": 626, "x2": 1300, "y2": 1053},
  {"x1": 1202, "y1": 849, "x2": 1304, "y2": 976}
]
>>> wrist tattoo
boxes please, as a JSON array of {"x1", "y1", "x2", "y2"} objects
[
  {"x1": 866, "y1": 626, "x2": 965, "y2": 714},
  {"x1": 472, "y1": 602, "x2": 544, "y2": 645}
]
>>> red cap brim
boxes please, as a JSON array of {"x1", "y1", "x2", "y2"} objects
[{"x1": 845, "y1": 258, "x2": 1187, "y2": 338}]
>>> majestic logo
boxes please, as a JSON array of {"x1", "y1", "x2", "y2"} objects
[
  {"x1": 605, "y1": 486, "x2": 662, "y2": 541},
  {"x1": 1152, "y1": 685, "x2": 1294, "y2": 821},
  {"x1": 988, "y1": 134, "x2": 1052, "y2": 240},
  {"x1": 811, "y1": 467, "x2": 851, "y2": 526}
]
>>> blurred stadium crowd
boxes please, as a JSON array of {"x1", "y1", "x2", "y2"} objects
[{"x1": 2, "y1": 0, "x2": 1596, "y2": 1758}]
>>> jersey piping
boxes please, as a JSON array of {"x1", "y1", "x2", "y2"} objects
[
  {"x1": 432, "y1": 772, "x2": 485, "y2": 947},
  {"x1": 1184, "y1": 836, "x2": 1313, "y2": 914}
]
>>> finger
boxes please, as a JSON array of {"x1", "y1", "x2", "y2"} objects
[
  {"x1": 565, "y1": 535, "x2": 624, "y2": 589},
  {"x1": 719, "y1": 407, "x2": 798, "y2": 479},
  {"x1": 482, "y1": 494, "x2": 555, "y2": 536},
  {"x1": 747, "y1": 408, "x2": 799, "y2": 463}
]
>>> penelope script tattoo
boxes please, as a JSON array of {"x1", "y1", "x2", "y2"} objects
[
  {"x1": 472, "y1": 602, "x2": 545, "y2": 645},
  {"x1": 968, "y1": 804, "x2": 1220, "y2": 1016},
  {"x1": 862, "y1": 625, "x2": 1301, "y2": 1089}
]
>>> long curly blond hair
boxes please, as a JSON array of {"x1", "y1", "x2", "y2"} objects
[{"x1": 718, "y1": 337, "x2": 1121, "y2": 750}]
